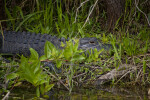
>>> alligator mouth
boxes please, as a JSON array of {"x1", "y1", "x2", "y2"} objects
[{"x1": 89, "y1": 41, "x2": 95, "y2": 44}]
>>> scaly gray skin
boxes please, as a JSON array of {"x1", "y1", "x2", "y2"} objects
[
  {"x1": 79, "y1": 37, "x2": 113, "y2": 51},
  {"x1": 0, "y1": 31, "x2": 61, "y2": 56},
  {"x1": 0, "y1": 30, "x2": 113, "y2": 56}
]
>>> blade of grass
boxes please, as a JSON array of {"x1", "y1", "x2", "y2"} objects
[
  {"x1": 15, "y1": 11, "x2": 43, "y2": 31},
  {"x1": 110, "y1": 34, "x2": 122, "y2": 64}
]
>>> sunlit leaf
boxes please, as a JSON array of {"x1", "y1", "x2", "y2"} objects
[
  {"x1": 43, "y1": 95, "x2": 49, "y2": 99},
  {"x1": 58, "y1": 50, "x2": 64, "y2": 58},
  {"x1": 19, "y1": 55, "x2": 28, "y2": 70},
  {"x1": 98, "y1": 48, "x2": 104, "y2": 54},
  {"x1": 36, "y1": 86, "x2": 40, "y2": 97},
  {"x1": 73, "y1": 41, "x2": 79, "y2": 52},
  {"x1": 14, "y1": 82, "x2": 22, "y2": 87},
  {"x1": 61, "y1": 41, "x2": 65, "y2": 47},
  {"x1": 38, "y1": 79, "x2": 47, "y2": 86},
  {"x1": 40, "y1": 84, "x2": 45, "y2": 95},
  {"x1": 40, "y1": 55, "x2": 47, "y2": 61},
  {"x1": 56, "y1": 60, "x2": 62, "y2": 68},
  {"x1": 45, "y1": 84, "x2": 54, "y2": 92},
  {"x1": 31, "y1": 61, "x2": 41, "y2": 74},
  {"x1": 63, "y1": 47, "x2": 72, "y2": 59},
  {"x1": 29, "y1": 48, "x2": 39, "y2": 61},
  {"x1": 6, "y1": 73, "x2": 18, "y2": 80},
  {"x1": 71, "y1": 55, "x2": 85, "y2": 61},
  {"x1": 51, "y1": 48, "x2": 57, "y2": 57},
  {"x1": 44, "y1": 41, "x2": 51, "y2": 58}
]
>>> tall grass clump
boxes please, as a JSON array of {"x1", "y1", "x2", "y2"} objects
[{"x1": 4, "y1": 0, "x2": 99, "y2": 38}]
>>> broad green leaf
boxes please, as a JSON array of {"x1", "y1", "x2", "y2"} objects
[
  {"x1": 56, "y1": 60, "x2": 62, "y2": 68},
  {"x1": 29, "y1": 48, "x2": 39, "y2": 61},
  {"x1": 6, "y1": 73, "x2": 18, "y2": 80},
  {"x1": 51, "y1": 48, "x2": 57, "y2": 57},
  {"x1": 72, "y1": 38, "x2": 79, "y2": 52},
  {"x1": 19, "y1": 55, "x2": 28, "y2": 70},
  {"x1": 63, "y1": 47, "x2": 72, "y2": 59},
  {"x1": 45, "y1": 84, "x2": 54, "y2": 92},
  {"x1": 43, "y1": 95, "x2": 49, "y2": 99},
  {"x1": 76, "y1": 49, "x2": 83, "y2": 53},
  {"x1": 31, "y1": 61, "x2": 41, "y2": 74},
  {"x1": 40, "y1": 55, "x2": 47, "y2": 61},
  {"x1": 58, "y1": 50, "x2": 64, "y2": 59},
  {"x1": 47, "y1": 41, "x2": 56, "y2": 50},
  {"x1": 71, "y1": 55, "x2": 85, "y2": 61},
  {"x1": 38, "y1": 80, "x2": 47, "y2": 86},
  {"x1": 14, "y1": 82, "x2": 22, "y2": 86},
  {"x1": 98, "y1": 48, "x2": 104, "y2": 54},
  {"x1": 45, "y1": 41, "x2": 58, "y2": 58},
  {"x1": 60, "y1": 42, "x2": 65, "y2": 47},
  {"x1": 40, "y1": 84, "x2": 45, "y2": 95},
  {"x1": 36, "y1": 86, "x2": 40, "y2": 97},
  {"x1": 94, "y1": 48, "x2": 98, "y2": 58},
  {"x1": 44, "y1": 41, "x2": 51, "y2": 58},
  {"x1": 73, "y1": 42, "x2": 79, "y2": 52}
]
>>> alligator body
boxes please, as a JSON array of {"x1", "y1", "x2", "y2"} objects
[
  {"x1": 0, "y1": 31, "x2": 62, "y2": 56},
  {"x1": 0, "y1": 31, "x2": 113, "y2": 56}
]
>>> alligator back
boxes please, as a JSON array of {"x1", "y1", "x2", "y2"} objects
[
  {"x1": 0, "y1": 31, "x2": 61, "y2": 56},
  {"x1": 0, "y1": 31, "x2": 115, "y2": 57}
]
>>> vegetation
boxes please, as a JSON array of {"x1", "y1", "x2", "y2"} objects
[{"x1": 0, "y1": 0, "x2": 150, "y2": 99}]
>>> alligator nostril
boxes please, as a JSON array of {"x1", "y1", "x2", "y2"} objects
[{"x1": 89, "y1": 41, "x2": 95, "y2": 44}]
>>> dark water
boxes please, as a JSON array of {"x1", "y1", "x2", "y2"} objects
[{"x1": 3, "y1": 86, "x2": 150, "y2": 100}]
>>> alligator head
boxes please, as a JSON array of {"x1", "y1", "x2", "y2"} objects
[{"x1": 78, "y1": 37, "x2": 113, "y2": 51}]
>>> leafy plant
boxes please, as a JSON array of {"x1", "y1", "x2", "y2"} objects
[
  {"x1": 40, "y1": 39, "x2": 85, "y2": 92},
  {"x1": 122, "y1": 35, "x2": 139, "y2": 56},
  {"x1": 85, "y1": 48, "x2": 104, "y2": 63},
  {"x1": 7, "y1": 48, "x2": 54, "y2": 98},
  {"x1": 110, "y1": 34, "x2": 121, "y2": 64}
]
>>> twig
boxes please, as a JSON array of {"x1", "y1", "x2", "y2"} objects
[
  {"x1": 140, "y1": 0, "x2": 149, "y2": 5},
  {"x1": 82, "y1": 0, "x2": 99, "y2": 28},
  {"x1": 135, "y1": 67, "x2": 142, "y2": 81},
  {"x1": 115, "y1": 70, "x2": 132, "y2": 84},
  {"x1": 42, "y1": 67, "x2": 70, "y2": 90},
  {"x1": 135, "y1": 0, "x2": 150, "y2": 26},
  {"x1": 2, "y1": 91, "x2": 10, "y2": 100},
  {"x1": 73, "y1": 0, "x2": 90, "y2": 23},
  {"x1": 72, "y1": 68, "x2": 95, "y2": 79}
]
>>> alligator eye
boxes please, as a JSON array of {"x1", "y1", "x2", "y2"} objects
[{"x1": 89, "y1": 41, "x2": 95, "y2": 44}]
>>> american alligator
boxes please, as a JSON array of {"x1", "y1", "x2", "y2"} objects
[
  {"x1": 1, "y1": 31, "x2": 136, "y2": 86},
  {"x1": 0, "y1": 30, "x2": 113, "y2": 56}
]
